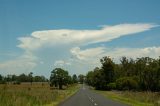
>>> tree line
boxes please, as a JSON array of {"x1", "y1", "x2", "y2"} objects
[
  {"x1": 86, "y1": 56, "x2": 160, "y2": 91},
  {"x1": 0, "y1": 72, "x2": 48, "y2": 84},
  {"x1": 0, "y1": 68, "x2": 83, "y2": 90}
]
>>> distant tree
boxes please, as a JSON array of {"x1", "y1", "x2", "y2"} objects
[
  {"x1": 50, "y1": 69, "x2": 58, "y2": 87},
  {"x1": 18, "y1": 73, "x2": 28, "y2": 82},
  {"x1": 67, "y1": 75, "x2": 73, "y2": 85},
  {"x1": 11, "y1": 75, "x2": 17, "y2": 82},
  {"x1": 33, "y1": 76, "x2": 46, "y2": 82},
  {"x1": 0, "y1": 73, "x2": 48, "y2": 84},
  {"x1": 78, "y1": 74, "x2": 85, "y2": 84},
  {"x1": 50, "y1": 68, "x2": 69, "y2": 89},
  {"x1": 0, "y1": 74, "x2": 6, "y2": 84},
  {"x1": 28, "y1": 72, "x2": 33, "y2": 85},
  {"x1": 5, "y1": 75, "x2": 12, "y2": 84},
  {"x1": 72, "y1": 74, "x2": 78, "y2": 83},
  {"x1": 0, "y1": 74, "x2": 2, "y2": 81},
  {"x1": 86, "y1": 71, "x2": 94, "y2": 86}
]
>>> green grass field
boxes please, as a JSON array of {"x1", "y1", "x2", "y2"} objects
[
  {"x1": 95, "y1": 90, "x2": 160, "y2": 106},
  {"x1": 0, "y1": 83, "x2": 80, "y2": 106}
]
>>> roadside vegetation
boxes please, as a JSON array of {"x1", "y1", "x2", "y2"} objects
[
  {"x1": 86, "y1": 56, "x2": 160, "y2": 105},
  {"x1": 96, "y1": 90, "x2": 160, "y2": 106},
  {"x1": 0, "y1": 83, "x2": 79, "y2": 106},
  {"x1": 0, "y1": 68, "x2": 80, "y2": 106}
]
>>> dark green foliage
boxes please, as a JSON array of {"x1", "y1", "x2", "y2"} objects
[
  {"x1": 86, "y1": 56, "x2": 160, "y2": 91},
  {"x1": 78, "y1": 74, "x2": 85, "y2": 84},
  {"x1": 50, "y1": 68, "x2": 77, "y2": 89},
  {"x1": 28, "y1": 72, "x2": 33, "y2": 85},
  {"x1": 86, "y1": 71, "x2": 94, "y2": 86},
  {"x1": 107, "y1": 83, "x2": 116, "y2": 90},
  {"x1": 0, "y1": 74, "x2": 5, "y2": 84},
  {"x1": 13, "y1": 81, "x2": 21, "y2": 85},
  {"x1": 100, "y1": 56, "x2": 115, "y2": 83},
  {"x1": 116, "y1": 77, "x2": 138, "y2": 90},
  {"x1": 33, "y1": 76, "x2": 46, "y2": 82},
  {"x1": 0, "y1": 73, "x2": 47, "y2": 84},
  {"x1": 86, "y1": 57, "x2": 115, "y2": 90},
  {"x1": 72, "y1": 74, "x2": 78, "y2": 83},
  {"x1": 0, "y1": 74, "x2": 2, "y2": 81},
  {"x1": 93, "y1": 67, "x2": 107, "y2": 90}
]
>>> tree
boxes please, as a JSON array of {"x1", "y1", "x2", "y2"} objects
[
  {"x1": 120, "y1": 57, "x2": 136, "y2": 77},
  {"x1": 0, "y1": 74, "x2": 2, "y2": 81},
  {"x1": 72, "y1": 74, "x2": 78, "y2": 83},
  {"x1": 50, "y1": 68, "x2": 69, "y2": 89},
  {"x1": 17, "y1": 73, "x2": 27, "y2": 82},
  {"x1": 50, "y1": 69, "x2": 58, "y2": 87},
  {"x1": 100, "y1": 56, "x2": 115, "y2": 84},
  {"x1": 78, "y1": 74, "x2": 85, "y2": 84},
  {"x1": 86, "y1": 56, "x2": 160, "y2": 91},
  {"x1": 86, "y1": 71, "x2": 94, "y2": 86},
  {"x1": 86, "y1": 67, "x2": 107, "y2": 90},
  {"x1": 33, "y1": 76, "x2": 46, "y2": 82},
  {"x1": 28, "y1": 72, "x2": 33, "y2": 85},
  {"x1": 116, "y1": 77, "x2": 138, "y2": 90},
  {"x1": 11, "y1": 75, "x2": 17, "y2": 82},
  {"x1": 5, "y1": 75, "x2": 12, "y2": 84},
  {"x1": 92, "y1": 67, "x2": 107, "y2": 90}
]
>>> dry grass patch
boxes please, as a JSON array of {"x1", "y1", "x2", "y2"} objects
[{"x1": 0, "y1": 83, "x2": 80, "y2": 106}]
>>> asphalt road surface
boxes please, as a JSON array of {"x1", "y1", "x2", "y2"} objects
[{"x1": 59, "y1": 84, "x2": 128, "y2": 106}]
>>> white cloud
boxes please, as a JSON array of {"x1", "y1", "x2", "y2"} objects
[
  {"x1": 0, "y1": 52, "x2": 37, "y2": 74},
  {"x1": 17, "y1": 23, "x2": 157, "y2": 52},
  {"x1": 54, "y1": 60, "x2": 71, "y2": 66},
  {"x1": 103, "y1": 47, "x2": 160, "y2": 60},
  {"x1": 0, "y1": 23, "x2": 159, "y2": 75},
  {"x1": 70, "y1": 46, "x2": 160, "y2": 66},
  {"x1": 70, "y1": 47, "x2": 105, "y2": 60}
]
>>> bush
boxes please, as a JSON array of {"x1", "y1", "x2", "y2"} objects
[
  {"x1": 13, "y1": 81, "x2": 21, "y2": 85},
  {"x1": 0, "y1": 80, "x2": 6, "y2": 84},
  {"x1": 116, "y1": 77, "x2": 138, "y2": 90},
  {"x1": 107, "y1": 82, "x2": 116, "y2": 90}
]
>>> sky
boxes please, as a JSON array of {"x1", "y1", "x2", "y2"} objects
[{"x1": 0, "y1": 0, "x2": 160, "y2": 77}]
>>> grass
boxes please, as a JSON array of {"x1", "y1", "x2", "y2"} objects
[
  {"x1": 95, "y1": 90, "x2": 160, "y2": 106},
  {"x1": 45, "y1": 84, "x2": 81, "y2": 106},
  {"x1": 0, "y1": 83, "x2": 80, "y2": 106}
]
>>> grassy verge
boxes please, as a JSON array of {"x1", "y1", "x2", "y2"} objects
[
  {"x1": 94, "y1": 90, "x2": 160, "y2": 106},
  {"x1": 45, "y1": 84, "x2": 81, "y2": 106},
  {"x1": 0, "y1": 83, "x2": 80, "y2": 106}
]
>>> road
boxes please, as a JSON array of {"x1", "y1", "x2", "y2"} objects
[{"x1": 59, "y1": 84, "x2": 128, "y2": 106}]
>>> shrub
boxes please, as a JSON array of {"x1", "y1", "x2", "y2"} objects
[
  {"x1": 13, "y1": 81, "x2": 21, "y2": 85},
  {"x1": 0, "y1": 80, "x2": 6, "y2": 84},
  {"x1": 107, "y1": 82, "x2": 116, "y2": 90},
  {"x1": 116, "y1": 77, "x2": 138, "y2": 90}
]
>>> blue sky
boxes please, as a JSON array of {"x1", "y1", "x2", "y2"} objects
[{"x1": 0, "y1": 0, "x2": 160, "y2": 77}]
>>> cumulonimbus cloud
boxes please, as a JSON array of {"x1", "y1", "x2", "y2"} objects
[
  {"x1": 17, "y1": 23, "x2": 158, "y2": 51},
  {"x1": 0, "y1": 23, "x2": 159, "y2": 75}
]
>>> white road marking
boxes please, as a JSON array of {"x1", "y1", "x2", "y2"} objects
[
  {"x1": 94, "y1": 103, "x2": 98, "y2": 106},
  {"x1": 87, "y1": 96, "x2": 98, "y2": 106}
]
